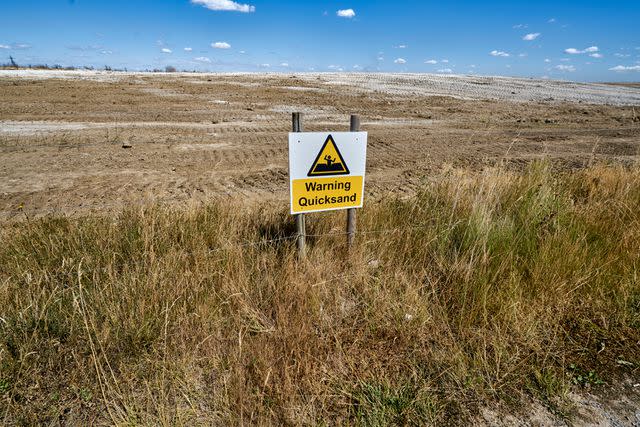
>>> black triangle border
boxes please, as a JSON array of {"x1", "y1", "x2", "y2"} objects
[{"x1": 307, "y1": 134, "x2": 350, "y2": 177}]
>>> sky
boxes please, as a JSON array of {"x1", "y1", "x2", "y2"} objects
[{"x1": 1, "y1": 0, "x2": 639, "y2": 81}]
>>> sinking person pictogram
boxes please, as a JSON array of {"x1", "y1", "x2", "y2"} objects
[{"x1": 307, "y1": 134, "x2": 350, "y2": 176}]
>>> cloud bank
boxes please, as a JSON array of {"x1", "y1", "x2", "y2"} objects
[{"x1": 609, "y1": 65, "x2": 640, "y2": 72}]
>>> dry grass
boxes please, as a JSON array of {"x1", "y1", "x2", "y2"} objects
[{"x1": 1, "y1": 162, "x2": 639, "y2": 425}]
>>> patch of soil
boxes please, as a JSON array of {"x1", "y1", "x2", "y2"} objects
[{"x1": 0, "y1": 72, "x2": 639, "y2": 220}]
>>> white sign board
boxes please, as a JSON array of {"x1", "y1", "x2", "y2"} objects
[{"x1": 289, "y1": 132, "x2": 367, "y2": 214}]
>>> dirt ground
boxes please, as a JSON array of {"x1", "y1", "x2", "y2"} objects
[
  {"x1": 478, "y1": 379, "x2": 640, "y2": 426},
  {"x1": 1, "y1": 71, "x2": 639, "y2": 220}
]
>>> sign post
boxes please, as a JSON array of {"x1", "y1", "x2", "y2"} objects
[
  {"x1": 292, "y1": 113, "x2": 306, "y2": 258},
  {"x1": 289, "y1": 116, "x2": 367, "y2": 255},
  {"x1": 347, "y1": 114, "x2": 360, "y2": 248}
]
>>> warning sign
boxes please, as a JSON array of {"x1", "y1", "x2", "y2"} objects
[
  {"x1": 307, "y1": 135, "x2": 350, "y2": 176},
  {"x1": 289, "y1": 132, "x2": 367, "y2": 214}
]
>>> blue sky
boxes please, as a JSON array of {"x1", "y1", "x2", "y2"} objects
[{"x1": 1, "y1": 0, "x2": 639, "y2": 81}]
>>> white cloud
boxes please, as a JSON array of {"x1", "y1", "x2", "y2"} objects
[
  {"x1": 614, "y1": 53, "x2": 631, "y2": 58},
  {"x1": 280, "y1": 62, "x2": 289, "y2": 67},
  {"x1": 395, "y1": 44, "x2": 407, "y2": 49},
  {"x1": 1, "y1": 43, "x2": 31, "y2": 50},
  {"x1": 184, "y1": 47, "x2": 193, "y2": 52},
  {"x1": 589, "y1": 53, "x2": 603, "y2": 58},
  {"x1": 548, "y1": 18, "x2": 556, "y2": 23},
  {"x1": 518, "y1": 53, "x2": 528, "y2": 58},
  {"x1": 424, "y1": 59, "x2": 438, "y2": 64},
  {"x1": 212, "y1": 41, "x2": 231, "y2": 49},
  {"x1": 523, "y1": 33, "x2": 540, "y2": 41},
  {"x1": 565, "y1": 46, "x2": 599, "y2": 55},
  {"x1": 260, "y1": 63, "x2": 270, "y2": 68},
  {"x1": 191, "y1": 0, "x2": 255, "y2": 13},
  {"x1": 441, "y1": 59, "x2": 449, "y2": 63},
  {"x1": 337, "y1": 9, "x2": 355, "y2": 18},
  {"x1": 437, "y1": 68, "x2": 453, "y2": 73},
  {"x1": 544, "y1": 58, "x2": 551, "y2": 63},
  {"x1": 394, "y1": 58, "x2": 406, "y2": 64},
  {"x1": 513, "y1": 24, "x2": 528, "y2": 29},
  {"x1": 490, "y1": 50, "x2": 510, "y2": 57},
  {"x1": 555, "y1": 64, "x2": 576, "y2": 72},
  {"x1": 161, "y1": 48, "x2": 172, "y2": 53},
  {"x1": 609, "y1": 65, "x2": 640, "y2": 72},
  {"x1": 353, "y1": 64, "x2": 361, "y2": 69},
  {"x1": 195, "y1": 56, "x2": 211, "y2": 62},
  {"x1": 101, "y1": 50, "x2": 113, "y2": 55},
  {"x1": 239, "y1": 50, "x2": 246, "y2": 54}
]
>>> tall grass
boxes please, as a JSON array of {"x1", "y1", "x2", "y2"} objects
[{"x1": 1, "y1": 162, "x2": 639, "y2": 425}]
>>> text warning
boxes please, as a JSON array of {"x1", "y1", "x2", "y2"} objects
[{"x1": 289, "y1": 132, "x2": 367, "y2": 214}]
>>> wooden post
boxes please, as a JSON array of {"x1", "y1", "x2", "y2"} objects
[
  {"x1": 347, "y1": 114, "x2": 360, "y2": 249},
  {"x1": 292, "y1": 112, "x2": 306, "y2": 258}
]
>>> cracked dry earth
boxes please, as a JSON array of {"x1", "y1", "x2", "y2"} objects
[{"x1": 0, "y1": 71, "x2": 640, "y2": 424}]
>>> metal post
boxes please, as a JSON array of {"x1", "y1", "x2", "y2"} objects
[
  {"x1": 347, "y1": 114, "x2": 360, "y2": 248},
  {"x1": 292, "y1": 112, "x2": 306, "y2": 258}
]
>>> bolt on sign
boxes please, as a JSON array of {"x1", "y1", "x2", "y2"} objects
[{"x1": 289, "y1": 132, "x2": 367, "y2": 214}]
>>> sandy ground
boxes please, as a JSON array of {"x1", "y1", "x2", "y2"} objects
[
  {"x1": 478, "y1": 378, "x2": 640, "y2": 426},
  {"x1": 2, "y1": 70, "x2": 640, "y2": 105},
  {"x1": 1, "y1": 69, "x2": 639, "y2": 424},
  {"x1": 1, "y1": 70, "x2": 639, "y2": 222}
]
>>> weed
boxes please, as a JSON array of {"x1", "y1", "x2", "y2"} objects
[
  {"x1": 0, "y1": 378, "x2": 11, "y2": 395},
  {"x1": 568, "y1": 364, "x2": 605, "y2": 387},
  {"x1": 351, "y1": 381, "x2": 441, "y2": 426}
]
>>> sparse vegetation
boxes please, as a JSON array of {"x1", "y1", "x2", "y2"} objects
[{"x1": 1, "y1": 162, "x2": 639, "y2": 425}]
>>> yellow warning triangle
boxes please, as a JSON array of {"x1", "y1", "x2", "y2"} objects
[{"x1": 307, "y1": 135, "x2": 350, "y2": 176}]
